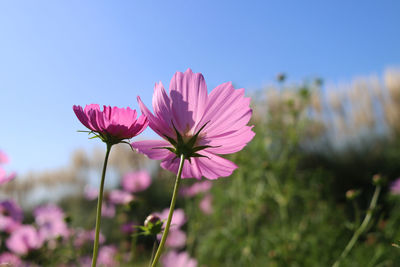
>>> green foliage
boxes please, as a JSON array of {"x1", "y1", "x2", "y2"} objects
[{"x1": 185, "y1": 85, "x2": 400, "y2": 266}]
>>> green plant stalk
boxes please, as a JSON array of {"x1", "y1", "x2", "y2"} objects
[
  {"x1": 91, "y1": 143, "x2": 112, "y2": 267},
  {"x1": 148, "y1": 238, "x2": 158, "y2": 267},
  {"x1": 130, "y1": 230, "x2": 138, "y2": 263},
  {"x1": 151, "y1": 154, "x2": 185, "y2": 267},
  {"x1": 332, "y1": 185, "x2": 381, "y2": 267},
  {"x1": 352, "y1": 200, "x2": 361, "y2": 228}
]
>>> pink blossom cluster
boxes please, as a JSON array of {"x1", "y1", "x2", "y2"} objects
[
  {"x1": 0, "y1": 198, "x2": 122, "y2": 266},
  {"x1": 34, "y1": 204, "x2": 70, "y2": 242},
  {"x1": 0, "y1": 201, "x2": 80, "y2": 265}
]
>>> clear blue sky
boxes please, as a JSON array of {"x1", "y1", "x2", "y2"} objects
[{"x1": 0, "y1": 0, "x2": 399, "y2": 174}]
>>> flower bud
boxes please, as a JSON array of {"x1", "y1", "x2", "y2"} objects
[
  {"x1": 346, "y1": 189, "x2": 360, "y2": 200},
  {"x1": 372, "y1": 174, "x2": 384, "y2": 186},
  {"x1": 140, "y1": 214, "x2": 163, "y2": 236},
  {"x1": 144, "y1": 214, "x2": 161, "y2": 228}
]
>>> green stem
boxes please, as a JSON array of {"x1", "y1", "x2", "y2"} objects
[
  {"x1": 352, "y1": 200, "x2": 361, "y2": 228},
  {"x1": 91, "y1": 143, "x2": 112, "y2": 267},
  {"x1": 148, "y1": 238, "x2": 158, "y2": 267},
  {"x1": 130, "y1": 230, "x2": 138, "y2": 263},
  {"x1": 332, "y1": 185, "x2": 381, "y2": 267},
  {"x1": 150, "y1": 154, "x2": 185, "y2": 267}
]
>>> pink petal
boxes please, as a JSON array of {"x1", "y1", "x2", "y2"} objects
[
  {"x1": 169, "y1": 69, "x2": 208, "y2": 134},
  {"x1": 160, "y1": 155, "x2": 202, "y2": 179},
  {"x1": 131, "y1": 140, "x2": 173, "y2": 160},
  {"x1": 73, "y1": 105, "x2": 93, "y2": 131},
  {"x1": 152, "y1": 82, "x2": 173, "y2": 127},
  {"x1": 128, "y1": 114, "x2": 149, "y2": 137},
  {"x1": 195, "y1": 151, "x2": 238, "y2": 180},
  {"x1": 159, "y1": 152, "x2": 236, "y2": 180},
  {"x1": 138, "y1": 96, "x2": 174, "y2": 138},
  {"x1": 200, "y1": 126, "x2": 255, "y2": 154},
  {"x1": 197, "y1": 82, "x2": 252, "y2": 136}
]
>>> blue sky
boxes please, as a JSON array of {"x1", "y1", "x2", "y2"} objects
[{"x1": 0, "y1": 0, "x2": 399, "y2": 174}]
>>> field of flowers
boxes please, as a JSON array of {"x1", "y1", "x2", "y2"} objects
[{"x1": 1, "y1": 69, "x2": 400, "y2": 266}]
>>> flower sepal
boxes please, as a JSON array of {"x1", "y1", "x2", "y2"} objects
[
  {"x1": 137, "y1": 215, "x2": 163, "y2": 236},
  {"x1": 78, "y1": 130, "x2": 133, "y2": 147},
  {"x1": 156, "y1": 122, "x2": 214, "y2": 162}
]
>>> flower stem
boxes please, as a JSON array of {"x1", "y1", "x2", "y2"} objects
[
  {"x1": 91, "y1": 143, "x2": 112, "y2": 267},
  {"x1": 148, "y1": 238, "x2": 158, "y2": 267},
  {"x1": 150, "y1": 154, "x2": 185, "y2": 267},
  {"x1": 332, "y1": 185, "x2": 381, "y2": 267}
]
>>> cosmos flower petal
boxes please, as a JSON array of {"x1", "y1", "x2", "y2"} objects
[
  {"x1": 138, "y1": 96, "x2": 174, "y2": 138},
  {"x1": 73, "y1": 105, "x2": 93, "y2": 130},
  {"x1": 195, "y1": 150, "x2": 238, "y2": 180},
  {"x1": 169, "y1": 69, "x2": 208, "y2": 133},
  {"x1": 131, "y1": 140, "x2": 173, "y2": 160},
  {"x1": 160, "y1": 156, "x2": 202, "y2": 179},
  {"x1": 198, "y1": 82, "x2": 252, "y2": 135},
  {"x1": 153, "y1": 82, "x2": 173, "y2": 126},
  {"x1": 128, "y1": 114, "x2": 149, "y2": 137},
  {"x1": 200, "y1": 126, "x2": 255, "y2": 154}
]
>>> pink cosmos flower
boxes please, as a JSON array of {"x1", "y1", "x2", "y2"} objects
[
  {"x1": 34, "y1": 204, "x2": 69, "y2": 240},
  {"x1": 73, "y1": 104, "x2": 148, "y2": 143},
  {"x1": 108, "y1": 189, "x2": 134, "y2": 205},
  {"x1": 180, "y1": 181, "x2": 212, "y2": 197},
  {"x1": 154, "y1": 208, "x2": 186, "y2": 230},
  {"x1": 6, "y1": 225, "x2": 43, "y2": 255},
  {"x1": 0, "y1": 252, "x2": 22, "y2": 266},
  {"x1": 162, "y1": 251, "x2": 197, "y2": 267},
  {"x1": 122, "y1": 170, "x2": 152, "y2": 193},
  {"x1": 199, "y1": 194, "x2": 213, "y2": 215},
  {"x1": 131, "y1": 69, "x2": 254, "y2": 179}
]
